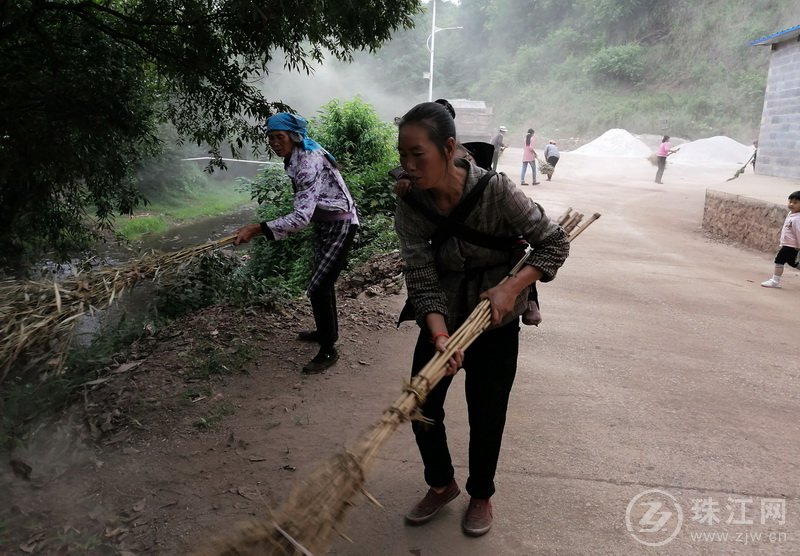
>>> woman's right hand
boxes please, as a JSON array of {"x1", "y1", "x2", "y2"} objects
[{"x1": 394, "y1": 178, "x2": 413, "y2": 198}]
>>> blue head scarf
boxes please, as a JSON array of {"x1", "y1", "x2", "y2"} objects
[{"x1": 265, "y1": 113, "x2": 335, "y2": 162}]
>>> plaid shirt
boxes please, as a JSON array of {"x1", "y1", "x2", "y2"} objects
[{"x1": 395, "y1": 160, "x2": 569, "y2": 330}]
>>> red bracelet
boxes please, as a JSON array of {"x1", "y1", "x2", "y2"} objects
[{"x1": 431, "y1": 332, "x2": 450, "y2": 343}]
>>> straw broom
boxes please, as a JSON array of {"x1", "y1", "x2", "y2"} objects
[
  {"x1": 0, "y1": 234, "x2": 238, "y2": 384},
  {"x1": 726, "y1": 152, "x2": 756, "y2": 182},
  {"x1": 198, "y1": 215, "x2": 601, "y2": 556}
]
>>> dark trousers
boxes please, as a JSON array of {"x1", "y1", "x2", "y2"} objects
[
  {"x1": 410, "y1": 320, "x2": 520, "y2": 499},
  {"x1": 655, "y1": 156, "x2": 667, "y2": 183},
  {"x1": 491, "y1": 150, "x2": 501, "y2": 171},
  {"x1": 308, "y1": 225, "x2": 357, "y2": 350}
]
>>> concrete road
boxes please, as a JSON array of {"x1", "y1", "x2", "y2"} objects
[{"x1": 329, "y1": 150, "x2": 800, "y2": 555}]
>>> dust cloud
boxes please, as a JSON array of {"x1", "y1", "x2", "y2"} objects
[{"x1": 257, "y1": 58, "x2": 422, "y2": 123}]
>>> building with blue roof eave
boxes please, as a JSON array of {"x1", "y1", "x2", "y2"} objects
[{"x1": 751, "y1": 24, "x2": 800, "y2": 180}]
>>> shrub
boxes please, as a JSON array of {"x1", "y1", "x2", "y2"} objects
[{"x1": 584, "y1": 43, "x2": 646, "y2": 84}]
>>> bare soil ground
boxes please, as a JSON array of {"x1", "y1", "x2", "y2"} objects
[{"x1": 2, "y1": 151, "x2": 799, "y2": 555}]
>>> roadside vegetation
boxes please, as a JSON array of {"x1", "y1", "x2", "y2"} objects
[
  {"x1": 115, "y1": 175, "x2": 252, "y2": 242},
  {"x1": 0, "y1": 98, "x2": 399, "y2": 447},
  {"x1": 351, "y1": 0, "x2": 799, "y2": 142}
]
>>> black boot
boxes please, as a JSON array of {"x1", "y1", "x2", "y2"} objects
[
  {"x1": 296, "y1": 330, "x2": 320, "y2": 342},
  {"x1": 302, "y1": 346, "x2": 339, "y2": 374}
]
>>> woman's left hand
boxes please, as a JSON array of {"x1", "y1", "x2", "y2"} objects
[
  {"x1": 481, "y1": 283, "x2": 517, "y2": 326},
  {"x1": 434, "y1": 335, "x2": 464, "y2": 376}
]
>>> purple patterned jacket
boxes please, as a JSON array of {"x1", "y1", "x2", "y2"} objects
[{"x1": 263, "y1": 147, "x2": 359, "y2": 240}]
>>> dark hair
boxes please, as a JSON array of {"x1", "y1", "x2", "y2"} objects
[
  {"x1": 789, "y1": 191, "x2": 800, "y2": 201},
  {"x1": 526, "y1": 128, "x2": 534, "y2": 146},
  {"x1": 662, "y1": 135, "x2": 670, "y2": 142},
  {"x1": 434, "y1": 98, "x2": 456, "y2": 119},
  {"x1": 399, "y1": 102, "x2": 457, "y2": 158}
]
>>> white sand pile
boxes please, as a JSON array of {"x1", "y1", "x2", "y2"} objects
[
  {"x1": 669, "y1": 136, "x2": 754, "y2": 167},
  {"x1": 572, "y1": 129, "x2": 652, "y2": 158}
]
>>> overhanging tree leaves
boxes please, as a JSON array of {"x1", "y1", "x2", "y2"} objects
[{"x1": 0, "y1": 0, "x2": 421, "y2": 270}]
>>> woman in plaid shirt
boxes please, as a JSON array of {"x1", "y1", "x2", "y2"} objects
[
  {"x1": 236, "y1": 113, "x2": 358, "y2": 374},
  {"x1": 395, "y1": 102, "x2": 569, "y2": 537}
]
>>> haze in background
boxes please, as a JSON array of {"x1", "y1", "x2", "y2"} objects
[{"x1": 259, "y1": 60, "x2": 424, "y2": 123}]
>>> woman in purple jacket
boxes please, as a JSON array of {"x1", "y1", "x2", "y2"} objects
[{"x1": 236, "y1": 113, "x2": 359, "y2": 374}]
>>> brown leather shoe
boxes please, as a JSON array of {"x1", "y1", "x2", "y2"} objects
[
  {"x1": 405, "y1": 480, "x2": 460, "y2": 525},
  {"x1": 462, "y1": 497, "x2": 493, "y2": 536}
]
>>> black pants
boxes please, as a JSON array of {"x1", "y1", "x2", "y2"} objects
[
  {"x1": 655, "y1": 156, "x2": 667, "y2": 183},
  {"x1": 410, "y1": 320, "x2": 520, "y2": 499},
  {"x1": 774, "y1": 245, "x2": 799, "y2": 267},
  {"x1": 308, "y1": 225, "x2": 357, "y2": 350}
]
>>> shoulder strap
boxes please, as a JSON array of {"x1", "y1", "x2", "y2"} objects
[{"x1": 402, "y1": 171, "x2": 519, "y2": 252}]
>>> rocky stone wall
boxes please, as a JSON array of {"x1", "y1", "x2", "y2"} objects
[{"x1": 702, "y1": 190, "x2": 785, "y2": 253}]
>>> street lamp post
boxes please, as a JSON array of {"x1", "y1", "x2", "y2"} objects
[{"x1": 426, "y1": 0, "x2": 462, "y2": 102}]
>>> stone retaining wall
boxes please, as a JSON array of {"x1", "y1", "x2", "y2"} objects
[{"x1": 702, "y1": 190, "x2": 785, "y2": 253}]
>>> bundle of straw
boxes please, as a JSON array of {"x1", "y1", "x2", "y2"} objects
[
  {"x1": 537, "y1": 157, "x2": 554, "y2": 178},
  {"x1": 0, "y1": 234, "x2": 237, "y2": 385},
  {"x1": 198, "y1": 215, "x2": 600, "y2": 556}
]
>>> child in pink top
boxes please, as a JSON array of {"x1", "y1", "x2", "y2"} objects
[{"x1": 761, "y1": 191, "x2": 800, "y2": 288}]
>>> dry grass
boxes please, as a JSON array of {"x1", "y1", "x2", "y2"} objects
[{"x1": 0, "y1": 235, "x2": 237, "y2": 386}]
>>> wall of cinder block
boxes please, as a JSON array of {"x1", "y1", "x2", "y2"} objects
[
  {"x1": 756, "y1": 37, "x2": 800, "y2": 180},
  {"x1": 702, "y1": 190, "x2": 786, "y2": 253}
]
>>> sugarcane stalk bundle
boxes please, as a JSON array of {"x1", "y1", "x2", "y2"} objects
[
  {"x1": 0, "y1": 234, "x2": 237, "y2": 385},
  {"x1": 556, "y1": 207, "x2": 601, "y2": 240},
  {"x1": 198, "y1": 211, "x2": 601, "y2": 556}
]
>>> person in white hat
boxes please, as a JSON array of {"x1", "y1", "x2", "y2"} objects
[{"x1": 490, "y1": 126, "x2": 508, "y2": 171}]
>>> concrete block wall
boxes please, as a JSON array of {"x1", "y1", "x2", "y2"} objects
[
  {"x1": 757, "y1": 37, "x2": 800, "y2": 180},
  {"x1": 702, "y1": 190, "x2": 786, "y2": 253}
]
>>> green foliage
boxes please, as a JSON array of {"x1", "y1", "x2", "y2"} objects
[
  {"x1": 1, "y1": 0, "x2": 421, "y2": 272},
  {"x1": 115, "y1": 171, "x2": 252, "y2": 241},
  {"x1": 240, "y1": 167, "x2": 314, "y2": 297},
  {"x1": 349, "y1": 0, "x2": 800, "y2": 142},
  {"x1": 117, "y1": 216, "x2": 170, "y2": 240},
  {"x1": 584, "y1": 44, "x2": 646, "y2": 84},
  {"x1": 312, "y1": 98, "x2": 397, "y2": 170},
  {"x1": 157, "y1": 252, "x2": 247, "y2": 318},
  {"x1": 311, "y1": 98, "x2": 399, "y2": 216}
]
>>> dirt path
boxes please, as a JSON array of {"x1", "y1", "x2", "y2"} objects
[{"x1": 3, "y1": 151, "x2": 799, "y2": 555}]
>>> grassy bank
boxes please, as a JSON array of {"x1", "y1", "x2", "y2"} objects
[{"x1": 116, "y1": 179, "x2": 253, "y2": 241}]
